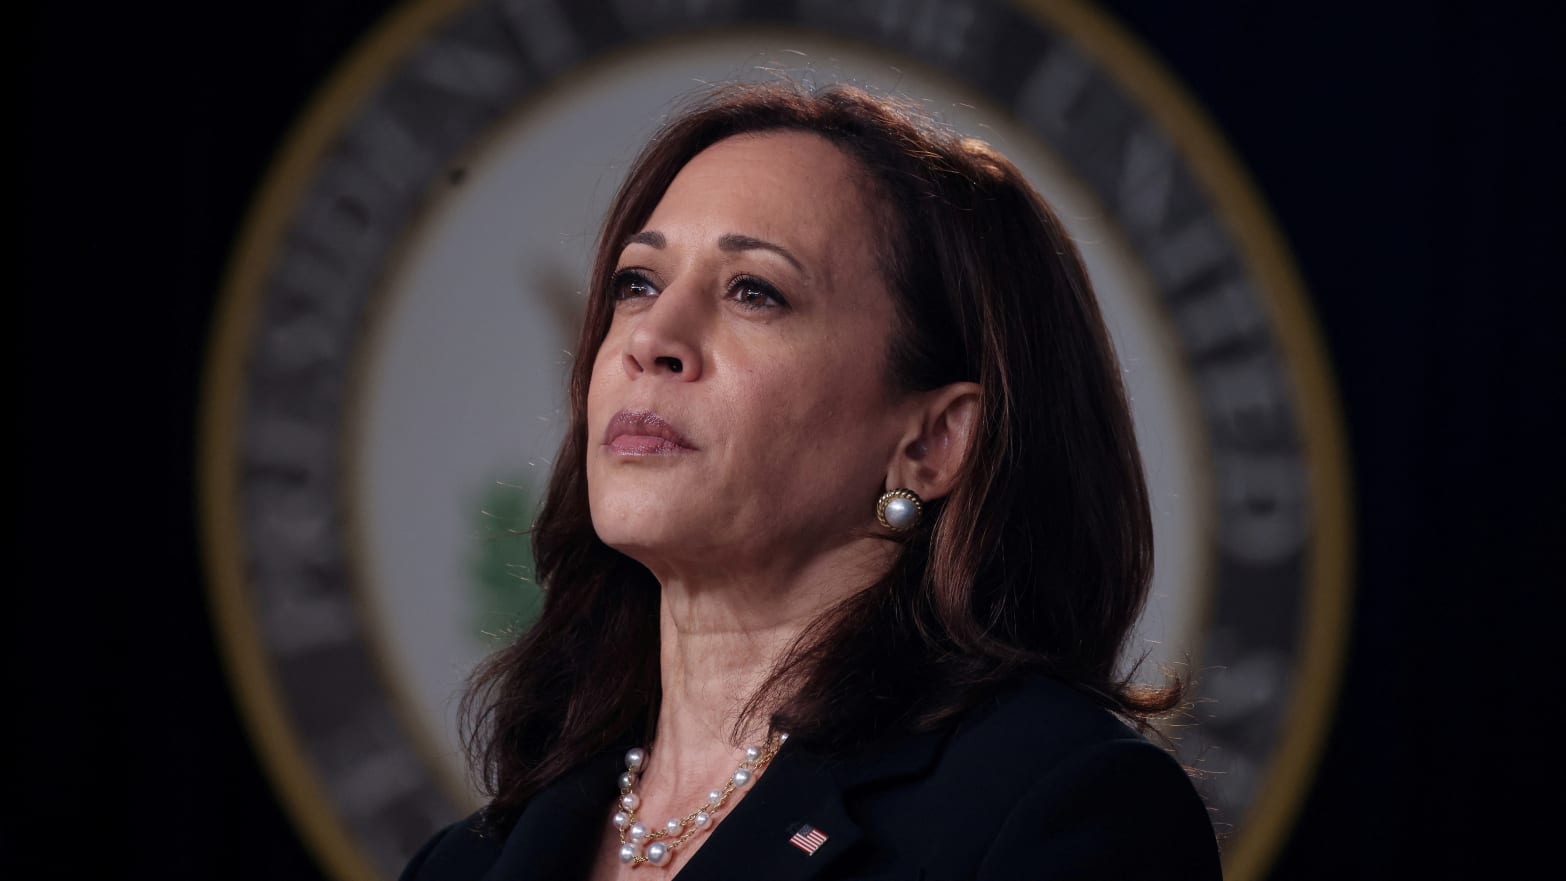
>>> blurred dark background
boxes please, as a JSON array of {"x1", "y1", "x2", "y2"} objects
[{"x1": 17, "y1": 1, "x2": 1561, "y2": 878}]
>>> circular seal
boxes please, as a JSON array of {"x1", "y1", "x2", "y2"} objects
[{"x1": 199, "y1": 2, "x2": 1352, "y2": 880}]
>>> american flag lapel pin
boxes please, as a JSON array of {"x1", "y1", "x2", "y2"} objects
[{"x1": 788, "y1": 823, "x2": 829, "y2": 855}]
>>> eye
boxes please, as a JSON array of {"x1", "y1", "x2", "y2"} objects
[
  {"x1": 610, "y1": 268, "x2": 658, "y2": 302},
  {"x1": 728, "y1": 275, "x2": 788, "y2": 311}
]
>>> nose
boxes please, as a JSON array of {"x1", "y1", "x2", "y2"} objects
[{"x1": 622, "y1": 286, "x2": 704, "y2": 382}]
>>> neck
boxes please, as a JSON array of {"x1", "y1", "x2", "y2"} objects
[{"x1": 639, "y1": 536, "x2": 893, "y2": 788}]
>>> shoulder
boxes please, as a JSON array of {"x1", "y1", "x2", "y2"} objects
[
  {"x1": 904, "y1": 673, "x2": 1222, "y2": 879},
  {"x1": 945, "y1": 672, "x2": 1145, "y2": 759},
  {"x1": 397, "y1": 811, "x2": 503, "y2": 881},
  {"x1": 926, "y1": 672, "x2": 1162, "y2": 794}
]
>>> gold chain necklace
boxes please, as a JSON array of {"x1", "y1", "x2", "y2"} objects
[{"x1": 611, "y1": 732, "x2": 788, "y2": 867}]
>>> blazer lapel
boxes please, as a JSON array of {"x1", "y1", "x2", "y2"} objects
[
  {"x1": 674, "y1": 727, "x2": 950, "y2": 881},
  {"x1": 479, "y1": 747, "x2": 624, "y2": 881}
]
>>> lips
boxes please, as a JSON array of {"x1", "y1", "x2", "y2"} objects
[{"x1": 603, "y1": 408, "x2": 697, "y2": 455}]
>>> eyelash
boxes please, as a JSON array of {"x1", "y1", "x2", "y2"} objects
[
  {"x1": 610, "y1": 269, "x2": 658, "y2": 302},
  {"x1": 609, "y1": 269, "x2": 789, "y2": 311}
]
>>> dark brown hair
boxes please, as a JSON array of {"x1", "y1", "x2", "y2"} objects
[{"x1": 462, "y1": 81, "x2": 1179, "y2": 825}]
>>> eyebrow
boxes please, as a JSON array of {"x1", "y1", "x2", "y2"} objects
[{"x1": 621, "y1": 230, "x2": 806, "y2": 274}]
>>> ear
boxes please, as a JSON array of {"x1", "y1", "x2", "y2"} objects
[{"x1": 884, "y1": 382, "x2": 982, "y2": 503}]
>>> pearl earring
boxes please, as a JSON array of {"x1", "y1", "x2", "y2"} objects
[{"x1": 875, "y1": 488, "x2": 924, "y2": 531}]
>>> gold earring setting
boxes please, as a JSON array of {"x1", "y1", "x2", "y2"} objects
[{"x1": 876, "y1": 488, "x2": 924, "y2": 531}]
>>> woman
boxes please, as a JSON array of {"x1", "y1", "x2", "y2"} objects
[{"x1": 402, "y1": 82, "x2": 1221, "y2": 881}]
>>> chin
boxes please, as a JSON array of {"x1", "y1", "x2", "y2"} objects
[{"x1": 589, "y1": 492, "x2": 689, "y2": 554}]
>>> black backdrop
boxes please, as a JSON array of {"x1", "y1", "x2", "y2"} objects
[{"x1": 18, "y1": 2, "x2": 1561, "y2": 879}]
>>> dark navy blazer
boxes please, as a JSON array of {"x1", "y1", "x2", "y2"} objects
[{"x1": 399, "y1": 674, "x2": 1222, "y2": 880}]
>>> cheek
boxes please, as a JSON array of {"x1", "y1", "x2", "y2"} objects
[
  {"x1": 586, "y1": 344, "x2": 620, "y2": 415},
  {"x1": 800, "y1": 334, "x2": 888, "y2": 418},
  {"x1": 733, "y1": 345, "x2": 890, "y2": 462},
  {"x1": 584, "y1": 349, "x2": 624, "y2": 481}
]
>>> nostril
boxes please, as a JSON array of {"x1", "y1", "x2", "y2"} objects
[{"x1": 656, "y1": 356, "x2": 684, "y2": 374}]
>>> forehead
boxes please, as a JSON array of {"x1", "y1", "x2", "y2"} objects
[{"x1": 641, "y1": 131, "x2": 884, "y2": 280}]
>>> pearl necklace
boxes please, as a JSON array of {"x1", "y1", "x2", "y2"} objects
[{"x1": 611, "y1": 732, "x2": 788, "y2": 867}]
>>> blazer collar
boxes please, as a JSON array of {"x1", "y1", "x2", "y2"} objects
[
  {"x1": 478, "y1": 746, "x2": 624, "y2": 881},
  {"x1": 481, "y1": 725, "x2": 949, "y2": 881}
]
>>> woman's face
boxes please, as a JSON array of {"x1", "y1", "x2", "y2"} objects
[{"x1": 586, "y1": 131, "x2": 912, "y2": 578}]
